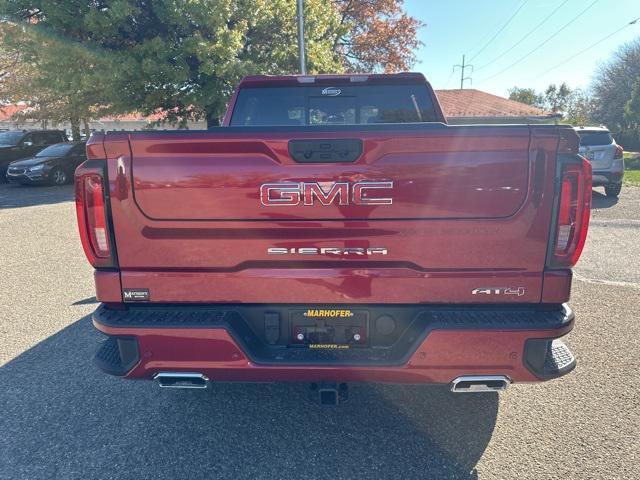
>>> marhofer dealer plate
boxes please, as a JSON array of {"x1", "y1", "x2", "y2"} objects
[{"x1": 290, "y1": 308, "x2": 369, "y2": 347}]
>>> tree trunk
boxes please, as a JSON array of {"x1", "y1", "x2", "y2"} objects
[
  {"x1": 70, "y1": 115, "x2": 81, "y2": 141},
  {"x1": 206, "y1": 110, "x2": 220, "y2": 128},
  {"x1": 83, "y1": 118, "x2": 91, "y2": 138}
]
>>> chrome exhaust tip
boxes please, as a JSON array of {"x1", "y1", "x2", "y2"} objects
[
  {"x1": 450, "y1": 375, "x2": 510, "y2": 393},
  {"x1": 154, "y1": 372, "x2": 209, "y2": 389}
]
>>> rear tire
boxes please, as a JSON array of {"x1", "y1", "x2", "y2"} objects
[
  {"x1": 50, "y1": 168, "x2": 68, "y2": 186},
  {"x1": 605, "y1": 184, "x2": 621, "y2": 198}
]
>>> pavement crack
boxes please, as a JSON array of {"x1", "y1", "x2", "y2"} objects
[{"x1": 573, "y1": 271, "x2": 640, "y2": 289}]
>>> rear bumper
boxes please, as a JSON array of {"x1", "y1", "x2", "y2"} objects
[
  {"x1": 592, "y1": 169, "x2": 623, "y2": 186},
  {"x1": 92, "y1": 303, "x2": 576, "y2": 384}
]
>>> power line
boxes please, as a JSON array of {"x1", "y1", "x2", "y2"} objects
[
  {"x1": 443, "y1": 68, "x2": 455, "y2": 89},
  {"x1": 476, "y1": 0, "x2": 570, "y2": 71},
  {"x1": 466, "y1": 5, "x2": 516, "y2": 57},
  {"x1": 477, "y1": 0, "x2": 599, "y2": 83},
  {"x1": 468, "y1": 0, "x2": 528, "y2": 62},
  {"x1": 535, "y1": 17, "x2": 640, "y2": 78}
]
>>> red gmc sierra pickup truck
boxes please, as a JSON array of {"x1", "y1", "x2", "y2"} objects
[{"x1": 76, "y1": 73, "x2": 591, "y2": 403}]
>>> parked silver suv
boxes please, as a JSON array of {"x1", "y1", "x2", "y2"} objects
[{"x1": 574, "y1": 126, "x2": 624, "y2": 197}]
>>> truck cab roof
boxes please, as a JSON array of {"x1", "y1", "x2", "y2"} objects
[
  {"x1": 573, "y1": 126, "x2": 610, "y2": 133},
  {"x1": 237, "y1": 72, "x2": 429, "y2": 87}
]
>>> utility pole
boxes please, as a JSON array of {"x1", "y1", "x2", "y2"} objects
[
  {"x1": 453, "y1": 54, "x2": 473, "y2": 89},
  {"x1": 296, "y1": 0, "x2": 307, "y2": 74}
]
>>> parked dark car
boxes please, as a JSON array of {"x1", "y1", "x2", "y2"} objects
[
  {"x1": 6, "y1": 142, "x2": 86, "y2": 186},
  {"x1": 0, "y1": 130, "x2": 68, "y2": 182}
]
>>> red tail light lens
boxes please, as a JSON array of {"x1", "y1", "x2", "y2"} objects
[
  {"x1": 550, "y1": 157, "x2": 592, "y2": 267},
  {"x1": 614, "y1": 145, "x2": 624, "y2": 159},
  {"x1": 84, "y1": 175, "x2": 110, "y2": 257},
  {"x1": 75, "y1": 163, "x2": 115, "y2": 268}
]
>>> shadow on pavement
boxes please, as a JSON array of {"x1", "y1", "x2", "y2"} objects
[
  {"x1": 71, "y1": 296, "x2": 98, "y2": 306},
  {"x1": 0, "y1": 183, "x2": 74, "y2": 209},
  {"x1": 0, "y1": 316, "x2": 498, "y2": 480},
  {"x1": 591, "y1": 189, "x2": 619, "y2": 209}
]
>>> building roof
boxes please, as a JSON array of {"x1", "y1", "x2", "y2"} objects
[
  {"x1": 0, "y1": 104, "x2": 165, "y2": 124},
  {"x1": 99, "y1": 111, "x2": 165, "y2": 122},
  {"x1": 0, "y1": 104, "x2": 28, "y2": 121},
  {"x1": 435, "y1": 89, "x2": 550, "y2": 119}
]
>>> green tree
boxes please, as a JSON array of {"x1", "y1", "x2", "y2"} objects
[
  {"x1": 623, "y1": 78, "x2": 640, "y2": 129},
  {"x1": 508, "y1": 87, "x2": 543, "y2": 108},
  {"x1": 0, "y1": 28, "x2": 21, "y2": 91},
  {"x1": 0, "y1": 0, "x2": 422, "y2": 127},
  {"x1": 564, "y1": 89, "x2": 595, "y2": 126},
  {"x1": 542, "y1": 83, "x2": 572, "y2": 113},
  {"x1": 508, "y1": 83, "x2": 595, "y2": 125},
  {"x1": 592, "y1": 39, "x2": 640, "y2": 132},
  {"x1": 1, "y1": 21, "x2": 118, "y2": 138},
  {"x1": 0, "y1": 0, "x2": 343, "y2": 128}
]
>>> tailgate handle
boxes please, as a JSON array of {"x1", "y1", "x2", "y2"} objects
[{"x1": 288, "y1": 139, "x2": 363, "y2": 163}]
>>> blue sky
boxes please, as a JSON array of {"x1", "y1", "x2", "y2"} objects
[{"x1": 404, "y1": 0, "x2": 640, "y2": 96}]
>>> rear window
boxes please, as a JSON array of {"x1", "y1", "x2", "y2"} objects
[
  {"x1": 230, "y1": 84, "x2": 439, "y2": 126},
  {"x1": 44, "y1": 132, "x2": 65, "y2": 144},
  {"x1": 577, "y1": 131, "x2": 613, "y2": 146},
  {"x1": 28, "y1": 132, "x2": 47, "y2": 145},
  {"x1": 36, "y1": 143, "x2": 73, "y2": 157},
  {"x1": 0, "y1": 131, "x2": 24, "y2": 145}
]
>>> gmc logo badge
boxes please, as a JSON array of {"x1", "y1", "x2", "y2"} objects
[
  {"x1": 260, "y1": 181, "x2": 393, "y2": 206},
  {"x1": 321, "y1": 87, "x2": 341, "y2": 96}
]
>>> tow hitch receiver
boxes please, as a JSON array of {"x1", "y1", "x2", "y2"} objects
[{"x1": 310, "y1": 382, "x2": 349, "y2": 405}]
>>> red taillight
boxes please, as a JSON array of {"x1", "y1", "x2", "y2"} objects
[
  {"x1": 614, "y1": 144, "x2": 624, "y2": 159},
  {"x1": 75, "y1": 163, "x2": 115, "y2": 268},
  {"x1": 85, "y1": 175, "x2": 110, "y2": 257},
  {"x1": 550, "y1": 157, "x2": 592, "y2": 267}
]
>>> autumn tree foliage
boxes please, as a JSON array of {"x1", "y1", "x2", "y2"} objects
[{"x1": 333, "y1": 0, "x2": 424, "y2": 72}]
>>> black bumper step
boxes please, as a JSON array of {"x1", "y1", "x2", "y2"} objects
[
  {"x1": 524, "y1": 338, "x2": 576, "y2": 380},
  {"x1": 94, "y1": 336, "x2": 140, "y2": 376},
  {"x1": 95, "y1": 305, "x2": 228, "y2": 327},
  {"x1": 545, "y1": 339, "x2": 576, "y2": 374},
  {"x1": 93, "y1": 303, "x2": 574, "y2": 368},
  {"x1": 93, "y1": 303, "x2": 572, "y2": 329}
]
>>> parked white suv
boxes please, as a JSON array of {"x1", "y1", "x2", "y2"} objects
[{"x1": 574, "y1": 126, "x2": 624, "y2": 197}]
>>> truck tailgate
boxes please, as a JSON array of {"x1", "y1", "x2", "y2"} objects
[
  {"x1": 100, "y1": 124, "x2": 564, "y2": 304},
  {"x1": 130, "y1": 125, "x2": 529, "y2": 220}
]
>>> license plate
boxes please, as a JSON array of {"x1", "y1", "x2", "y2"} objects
[
  {"x1": 290, "y1": 308, "x2": 368, "y2": 347},
  {"x1": 586, "y1": 151, "x2": 595, "y2": 161}
]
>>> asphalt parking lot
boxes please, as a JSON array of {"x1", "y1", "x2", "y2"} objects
[{"x1": 1, "y1": 183, "x2": 638, "y2": 480}]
